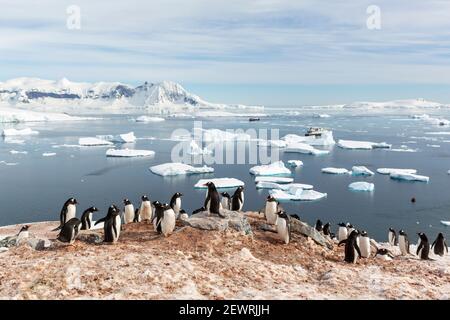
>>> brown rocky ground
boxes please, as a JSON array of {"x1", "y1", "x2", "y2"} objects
[{"x1": 0, "y1": 214, "x2": 449, "y2": 300}]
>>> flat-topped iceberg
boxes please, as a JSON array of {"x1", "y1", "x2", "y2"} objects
[
  {"x1": 249, "y1": 161, "x2": 291, "y2": 176},
  {"x1": 269, "y1": 189, "x2": 327, "y2": 201},
  {"x1": 150, "y1": 162, "x2": 214, "y2": 176},
  {"x1": 321, "y1": 167, "x2": 350, "y2": 174},
  {"x1": 441, "y1": 221, "x2": 450, "y2": 226},
  {"x1": 9, "y1": 150, "x2": 27, "y2": 154},
  {"x1": 256, "y1": 182, "x2": 314, "y2": 190},
  {"x1": 377, "y1": 168, "x2": 417, "y2": 175},
  {"x1": 352, "y1": 166, "x2": 374, "y2": 176},
  {"x1": 135, "y1": 116, "x2": 165, "y2": 122},
  {"x1": 282, "y1": 131, "x2": 335, "y2": 146},
  {"x1": 97, "y1": 132, "x2": 136, "y2": 143},
  {"x1": 78, "y1": 137, "x2": 113, "y2": 146},
  {"x1": 337, "y1": 139, "x2": 375, "y2": 150},
  {"x1": 194, "y1": 178, "x2": 244, "y2": 189},
  {"x1": 106, "y1": 148, "x2": 155, "y2": 158},
  {"x1": 284, "y1": 142, "x2": 329, "y2": 155},
  {"x1": 390, "y1": 172, "x2": 429, "y2": 182},
  {"x1": 202, "y1": 129, "x2": 251, "y2": 142},
  {"x1": 42, "y1": 152, "x2": 56, "y2": 157},
  {"x1": 312, "y1": 113, "x2": 330, "y2": 118},
  {"x1": 287, "y1": 160, "x2": 303, "y2": 167},
  {"x1": 254, "y1": 176, "x2": 294, "y2": 184},
  {"x1": 2, "y1": 128, "x2": 39, "y2": 136},
  {"x1": 349, "y1": 182, "x2": 374, "y2": 192},
  {"x1": 257, "y1": 139, "x2": 287, "y2": 148}
]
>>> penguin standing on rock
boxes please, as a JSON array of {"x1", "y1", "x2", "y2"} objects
[
  {"x1": 431, "y1": 233, "x2": 448, "y2": 256},
  {"x1": 359, "y1": 230, "x2": 371, "y2": 258},
  {"x1": 80, "y1": 206, "x2": 99, "y2": 230},
  {"x1": 152, "y1": 201, "x2": 164, "y2": 233},
  {"x1": 95, "y1": 205, "x2": 121, "y2": 243},
  {"x1": 388, "y1": 228, "x2": 397, "y2": 246},
  {"x1": 204, "y1": 182, "x2": 225, "y2": 218},
  {"x1": 53, "y1": 197, "x2": 77, "y2": 231},
  {"x1": 315, "y1": 219, "x2": 323, "y2": 232},
  {"x1": 416, "y1": 232, "x2": 431, "y2": 260},
  {"x1": 231, "y1": 186, "x2": 245, "y2": 211},
  {"x1": 139, "y1": 195, "x2": 152, "y2": 222},
  {"x1": 275, "y1": 211, "x2": 291, "y2": 244},
  {"x1": 169, "y1": 192, "x2": 183, "y2": 219},
  {"x1": 220, "y1": 192, "x2": 231, "y2": 210},
  {"x1": 398, "y1": 230, "x2": 410, "y2": 255},
  {"x1": 16, "y1": 225, "x2": 30, "y2": 242},
  {"x1": 57, "y1": 218, "x2": 81, "y2": 244},
  {"x1": 133, "y1": 208, "x2": 141, "y2": 223},
  {"x1": 123, "y1": 199, "x2": 135, "y2": 224},
  {"x1": 322, "y1": 223, "x2": 333, "y2": 239},
  {"x1": 337, "y1": 223, "x2": 348, "y2": 241},
  {"x1": 338, "y1": 230, "x2": 361, "y2": 263},
  {"x1": 265, "y1": 195, "x2": 279, "y2": 224},
  {"x1": 161, "y1": 203, "x2": 176, "y2": 237}
]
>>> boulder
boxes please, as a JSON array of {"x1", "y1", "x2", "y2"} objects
[
  {"x1": 182, "y1": 210, "x2": 252, "y2": 235},
  {"x1": 77, "y1": 231, "x2": 103, "y2": 244},
  {"x1": 290, "y1": 218, "x2": 333, "y2": 249},
  {"x1": 0, "y1": 235, "x2": 52, "y2": 250}
]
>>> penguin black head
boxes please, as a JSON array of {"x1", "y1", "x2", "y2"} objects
[
  {"x1": 399, "y1": 229, "x2": 407, "y2": 236},
  {"x1": 180, "y1": 209, "x2": 187, "y2": 214},
  {"x1": 348, "y1": 230, "x2": 359, "y2": 238},
  {"x1": 108, "y1": 205, "x2": 119, "y2": 215},
  {"x1": 376, "y1": 248, "x2": 389, "y2": 255},
  {"x1": 347, "y1": 223, "x2": 353, "y2": 228},
  {"x1": 389, "y1": 227, "x2": 395, "y2": 233},
  {"x1": 19, "y1": 225, "x2": 30, "y2": 233},
  {"x1": 141, "y1": 195, "x2": 149, "y2": 201},
  {"x1": 69, "y1": 198, "x2": 77, "y2": 205},
  {"x1": 360, "y1": 230, "x2": 368, "y2": 237},
  {"x1": 266, "y1": 195, "x2": 276, "y2": 202},
  {"x1": 437, "y1": 232, "x2": 445, "y2": 240},
  {"x1": 276, "y1": 210, "x2": 289, "y2": 220},
  {"x1": 338, "y1": 222, "x2": 346, "y2": 227},
  {"x1": 152, "y1": 200, "x2": 161, "y2": 207},
  {"x1": 162, "y1": 203, "x2": 171, "y2": 210},
  {"x1": 411, "y1": 197, "x2": 416, "y2": 203},
  {"x1": 204, "y1": 181, "x2": 217, "y2": 190},
  {"x1": 236, "y1": 186, "x2": 244, "y2": 192},
  {"x1": 123, "y1": 198, "x2": 131, "y2": 205},
  {"x1": 175, "y1": 192, "x2": 183, "y2": 197},
  {"x1": 221, "y1": 192, "x2": 231, "y2": 198},
  {"x1": 418, "y1": 232, "x2": 428, "y2": 241}
]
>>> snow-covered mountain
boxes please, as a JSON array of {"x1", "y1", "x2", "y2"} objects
[{"x1": 0, "y1": 77, "x2": 259, "y2": 115}]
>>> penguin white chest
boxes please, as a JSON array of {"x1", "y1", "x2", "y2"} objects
[
  {"x1": 276, "y1": 218, "x2": 289, "y2": 244},
  {"x1": 124, "y1": 204, "x2": 135, "y2": 224},
  {"x1": 66, "y1": 204, "x2": 76, "y2": 222},
  {"x1": 161, "y1": 209, "x2": 176, "y2": 237},
  {"x1": 140, "y1": 201, "x2": 152, "y2": 220},
  {"x1": 114, "y1": 215, "x2": 122, "y2": 240},
  {"x1": 17, "y1": 231, "x2": 29, "y2": 242},
  {"x1": 359, "y1": 237, "x2": 371, "y2": 258},
  {"x1": 399, "y1": 236, "x2": 408, "y2": 255},
  {"x1": 265, "y1": 202, "x2": 278, "y2": 224},
  {"x1": 238, "y1": 193, "x2": 244, "y2": 210},
  {"x1": 221, "y1": 198, "x2": 229, "y2": 210},
  {"x1": 338, "y1": 227, "x2": 348, "y2": 241},
  {"x1": 388, "y1": 232, "x2": 396, "y2": 246}
]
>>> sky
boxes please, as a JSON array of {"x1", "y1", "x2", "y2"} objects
[{"x1": 1, "y1": 0, "x2": 450, "y2": 106}]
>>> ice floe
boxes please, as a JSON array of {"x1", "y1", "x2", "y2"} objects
[
  {"x1": 390, "y1": 172, "x2": 429, "y2": 182},
  {"x1": 194, "y1": 178, "x2": 244, "y2": 189},
  {"x1": 282, "y1": 131, "x2": 335, "y2": 146},
  {"x1": 284, "y1": 142, "x2": 329, "y2": 155},
  {"x1": 352, "y1": 166, "x2": 374, "y2": 176},
  {"x1": 202, "y1": 129, "x2": 251, "y2": 142},
  {"x1": 0, "y1": 105, "x2": 84, "y2": 123},
  {"x1": 254, "y1": 176, "x2": 294, "y2": 184},
  {"x1": 2, "y1": 128, "x2": 39, "y2": 136},
  {"x1": 269, "y1": 189, "x2": 327, "y2": 201},
  {"x1": 135, "y1": 116, "x2": 165, "y2": 122},
  {"x1": 287, "y1": 160, "x2": 303, "y2": 167},
  {"x1": 42, "y1": 152, "x2": 56, "y2": 157},
  {"x1": 97, "y1": 132, "x2": 136, "y2": 143},
  {"x1": 390, "y1": 146, "x2": 417, "y2": 152},
  {"x1": 337, "y1": 139, "x2": 374, "y2": 150},
  {"x1": 377, "y1": 168, "x2": 417, "y2": 175},
  {"x1": 187, "y1": 140, "x2": 212, "y2": 155},
  {"x1": 0, "y1": 161, "x2": 18, "y2": 166},
  {"x1": 78, "y1": 137, "x2": 113, "y2": 146},
  {"x1": 9, "y1": 150, "x2": 27, "y2": 154},
  {"x1": 321, "y1": 167, "x2": 350, "y2": 174},
  {"x1": 256, "y1": 182, "x2": 313, "y2": 190},
  {"x1": 150, "y1": 162, "x2": 214, "y2": 176},
  {"x1": 257, "y1": 140, "x2": 287, "y2": 148},
  {"x1": 441, "y1": 221, "x2": 450, "y2": 226},
  {"x1": 249, "y1": 161, "x2": 291, "y2": 176},
  {"x1": 312, "y1": 113, "x2": 330, "y2": 118},
  {"x1": 106, "y1": 148, "x2": 155, "y2": 157},
  {"x1": 349, "y1": 182, "x2": 374, "y2": 192}
]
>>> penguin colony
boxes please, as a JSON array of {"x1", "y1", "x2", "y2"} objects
[{"x1": 44, "y1": 182, "x2": 448, "y2": 264}]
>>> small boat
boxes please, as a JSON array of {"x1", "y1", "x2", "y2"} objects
[
  {"x1": 249, "y1": 117, "x2": 260, "y2": 122},
  {"x1": 305, "y1": 127, "x2": 327, "y2": 137}
]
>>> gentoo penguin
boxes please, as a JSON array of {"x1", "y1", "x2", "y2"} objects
[
  {"x1": 337, "y1": 223, "x2": 348, "y2": 241},
  {"x1": 133, "y1": 208, "x2": 141, "y2": 223},
  {"x1": 161, "y1": 203, "x2": 176, "y2": 237},
  {"x1": 359, "y1": 230, "x2": 371, "y2": 258},
  {"x1": 80, "y1": 206, "x2": 98, "y2": 230},
  {"x1": 16, "y1": 225, "x2": 30, "y2": 242},
  {"x1": 192, "y1": 207, "x2": 205, "y2": 215},
  {"x1": 169, "y1": 192, "x2": 183, "y2": 219},
  {"x1": 315, "y1": 219, "x2": 323, "y2": 232},
  {"x1": 398, "y1": 230, "x2": 410, "y2": 255},
  {"x1": 431, "y1": 233, "x2": 448, "y2": 256},
  {"x1": 123, "y1": 199, "x2": 135, "y2": 224},
  {"x1": 231, "y1": 186, "x2": 245, "y2": 211},
  {"x1": 57, "y1": 218, "x2": 81, "y2": 244},
  {"x1": 138, "y1": 195, "x2": 153, "y2": 222},
  {"x1": 388, "y1": 228, "x2": 397, "y2": 246},
  {"x1": 346, "y1": 223, "x2": 355, "y2": 235},
  {"x1": 322, "y1": 223, "x2": 331, "y2": 237},
  {"x1": 265, "y1": 195, "x2": 279, "y2": 225},
  {"x1": 204, "y1": 182, "x2": 224, "y2": 217},
  {"x1": 275, "y1": 211, "x2": 291, "y2": 244},
  {"x1": 416, "y1": 232, "x2": 431, "y2": 260},
  {"x1": 53, "y1": 197, "x2": 77, "y2": 231},
  {"x1": 95, "y1": 205, "x2": 121, "y2": 243},
  {"x1": 179, "y1": 209, "x2": 189, "y2": 220},
  {"x1": 152, "y1": 201, "x2": 164, "y2": 233},
  {"x1": 220, "y1": 192, "x2": 231, "y2": 210},
  {"x1": 375, "y1": 248, "x2": 394, "y2": 261},
  {"x1": 338, "y1": 230, "x2": 361, "y2": 263}
]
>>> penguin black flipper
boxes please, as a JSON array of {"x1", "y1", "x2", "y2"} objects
[
  {"x1": 431, "y1": 239, "x2": 436, "y2": 250},
  {"x1": 94, "y1": 217, "x2": 106, "y2": 226},
  {"x1": 204, "y1": 194, "x2": 211, "y2": 209},
  {"x1": 133, "y1": 208, "x2": 140, "y2": 222},
  {"x1": 338, "y1": 239, "x2": 347, "y2": 246},
  {"x1": 112, "y1": 218, "x2": 118, "y2": 239},
  {"x1": 355, "y1": 242, "x2": 362, "y2": 258},
  {"x1": 445, "y1": 241, "x2": 449, "y2": 254},
  {"x1": 51, "y1": 225, "x2": 62, "y2": 232},
  {"x1": 416, "y1": 242, "x2": 424, "y2": 256}
]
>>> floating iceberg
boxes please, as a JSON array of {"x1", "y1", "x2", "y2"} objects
[
  {"x1": 287, "y1": 160, "x2": 303, "y2": 167},
  {"x1": 282, "y1": 131, "x2": 335, "y2": 146},
  {"x1": 97, "y1": 132, "x2": 136, "y2": 143},
  {"x1": 187, "y1": 140, "x2": 212, "y2": 155},
  {"x1": 337, "y1": 139, "x2": 374, "y2": 150},
  {"x1": 194, "y1": 178, "x2": 244, "y2": 189},
  {"x1": 257, "y1": 140, "x2": 287, "y2": 148},
  {"x1": 0, "y1": 161, "x2": 18, "y2": 166},
  {"x1": 269, "y1": 189, "x2": 327, "y2": 201},
  {"x1": 390, "y1": 172, "x2": 429, "y2": 182},
  {"x1": 2, "y1": 128, "x2": 39, "y2": 136},
  {"x1": 352, "y1": 166, "x2": 374, "y2": 176},
  {"x1": 312, "y1": 113, "x2": 330, "y2": 118},
  {"x1": 372, "y1": 142, "x2": 392, "y2": 149},
  {"x1": 135, "y1": 116, "x2": 165, "y2": 122},
  {"x1": 249, "y1": 161, "x2": 291, "y2": 176},
  {"x1": 377, "y1": 168, "x2": 418, "y2": 175},
  {"x1": 349, "y1": 182, "x2": 374, "y2": 192},
  {"x1": 202, "y1": 129, "x2": 251, "y2": 142},
  {"x1": 284, "y1": 142, "x2": 329, "y2": 155},
  {"x1": 254, "y1": 176, "x2": 294, "y2": 184},
  {"x1": 9, "y1": 150, "x2": 27, "y2": 155},
  {"x1": 42, "y1": 152, "x2": 56, "y2": 157},
  {"x1": 150, "y1": 162, "x2": 214, "y2": 176},
  {"x1": 390, "y1": 146, "x2": 417, "y2": 152},
  {"x1": 106, "y1": 148, "x2": 155, "y2": 158},
  {"x1": 321, "y1": 167, "x2": 350, "y2": 175},
  {"x1": 440, "y1": 221, "x2": 450, "y2": 226},
  {"x1": 78, "y1": 137, "x2": 113, "y2": 146},
  {"x1": 256, "y1": 182, "x2": 313, "y2": 190}
]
